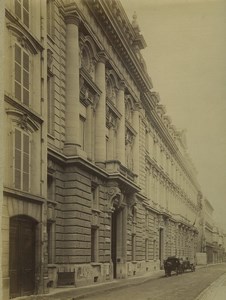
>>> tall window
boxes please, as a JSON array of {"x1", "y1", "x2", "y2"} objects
[
  {"x1": 145, "y1": 239, "x2": 149, "y2": 261},
  {"x1": 47, "y1": 0, "x2": 54, "y2": 37},
  {"x1": 15, "y1": 44, "x2": 30, "y2": 106},
  {"x1": 15, "y1": 0, "x2": 29, "y2": 27},
  {"x1": 79, "y1": 115, "x2": 86, "y2": 150},
  {"x1": 132, "y1": 234, "x2": 136, "y2": 261},
  {"x1": 47, "y1": 221, "x2": 55, "y2": 264},
  {"x1": 47, "y1": 174, "x2": 55, "y2": 201},
  {"x1": 47, "y1": 74, "x2": 54, "y2": 134},
  {"x1": 91, "y1": 184, "x2": 99, "y2": 210},
  {"x1": 91, "y1": 226, "x2": 98, "y2": 262},
  {"x1": 14, "y1": 128, "x2": 30, "y2": 191}
]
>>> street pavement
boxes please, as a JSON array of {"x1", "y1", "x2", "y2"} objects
[
  {"x1": 195, "y1": 270, "x2": 226, "y2": 300},
  {"x1": 16, "y1": 263, "x2": 226, "y2": 300}
]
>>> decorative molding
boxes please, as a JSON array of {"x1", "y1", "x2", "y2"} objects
[
  {"x1": 5, "y1": 9, "x2": 43, "y2": 53},
  {"x1": 6, "y1": 109, "x2": 40, "y2": 132}
]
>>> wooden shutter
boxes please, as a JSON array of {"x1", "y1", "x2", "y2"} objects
[
  {"x1": 15, "y1": 44, "x2": 22, "y2": 101},
  {"x1": 14, "y1": 44, "x2": 30, "y2": 105},
  {"x1": 15, "y1": 0, "x2": 22, "y2": 20},
  {"x1": 15, "y1": 0, "x2": 29, "y2": 27},
  {"x1": 22, "y1": 133, "x2": 29, "y2": 191},
  {"x1": 23, "y1": 51, "x2": 29, "y2": 106},
  {"x1": 14, "y1": 129, "x2": 30, "y2": 191},
  {"x1": 23, "y1": 0, "x2": 29, "y2": 27},
  {"x1": 15, "y1": 129, "x2": 22, "y2": 189}
]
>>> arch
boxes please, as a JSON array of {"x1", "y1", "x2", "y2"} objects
[
  {"x1": 7, "y1": 197, "x2": 41, "y2": 222},
  {"x1": 80, "y1": 35, "x2": 97, "y2": 77},
  {"x1": 125, "y1": 95, "x2": 135, "y2": 122},
  {"x1": 82, "y1": 35, "x2": 97, "y2": 58},
  {"x1": 106, "y1": 70, "x2": 120, "y2": 105}
]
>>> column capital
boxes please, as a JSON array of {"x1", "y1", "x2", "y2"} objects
[
  {"x1": 65, "y1": 13, "x2": 80, "y2": 26},
  {"x1": 96, "y1": 51, "x2": 108, "y2": 64}
]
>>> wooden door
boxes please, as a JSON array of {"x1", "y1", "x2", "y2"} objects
[{"x1": 9, "y1": 216, "x2": 36, "y2": 298}]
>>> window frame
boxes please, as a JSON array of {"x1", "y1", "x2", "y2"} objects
[
  {"x1": 13, "y1": 127, "x2": 31, "y2": 192},
  {"x1": 91, "y1": 226, "x2": 99, "y2": 263},
  {"x1": 14, "y1": 42, "x2": 31, "y2": 106}
]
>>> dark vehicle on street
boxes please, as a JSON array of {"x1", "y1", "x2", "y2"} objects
[
  {"x1": 164, "y1": 256, "x2": 183, "y2": 277},
  {"x1": 181, "y1": 258, "x2": 196, "y2": 273}
]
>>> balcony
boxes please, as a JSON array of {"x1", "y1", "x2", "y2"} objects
[{"x1": 105, "y1": 160, "x2": 137, "y2": 182}]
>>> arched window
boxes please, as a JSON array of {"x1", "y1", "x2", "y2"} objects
[
  {"x1": 106, "y1": 76, "x2": 117, "y2": 105},
  {"x1": 125, "y1": 99, "x2": 133, "y2": 123},
  {"x1": 80, "y1": 42, "x2": 95, "y2": 79}
]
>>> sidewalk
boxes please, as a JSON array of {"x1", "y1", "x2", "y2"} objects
[
  {"x1": 16, "y1": 264, "x2": 225, "y2": 300},
  {"x1": 16, "y1": 269, "x2": 165, "y2": 300},
  {"x1": 195, "y1": 271, "x2": 226, "y2": 300}
]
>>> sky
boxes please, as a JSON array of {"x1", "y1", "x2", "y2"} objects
[{"x1": 121, "y1": 0, "x2": 226, "y2": 229}]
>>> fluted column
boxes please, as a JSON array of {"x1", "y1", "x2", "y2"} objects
[
  {"x1": 116, "y1": 81, "x2": 126, "y2": 165},
  {"x1": 95, "y1": 52, "x2": 107, "y2": 165},
  {"x1": 64, "y1": 14, "x2": 80, "y2": 156}
]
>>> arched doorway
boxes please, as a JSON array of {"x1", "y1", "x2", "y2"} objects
[{"x1": 9, "y1": 215, "x2": 37, "y2": 298}]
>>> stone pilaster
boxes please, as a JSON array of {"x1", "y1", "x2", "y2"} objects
[
  {"x1": 116, "y1": 81, "x2": 126, "y2": 165},
  {"x1": 64, "y1": 14, "x2": 81, "y2": 156},
  {"x1": 95, "y1": 52, "x2": 107, "y2": 165}
]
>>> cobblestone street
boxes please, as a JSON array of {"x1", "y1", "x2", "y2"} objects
[{"x1": 78, "y1": 264, "x2": 226, "y2": 300}]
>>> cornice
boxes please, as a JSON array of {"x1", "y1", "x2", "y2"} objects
[
  {"x1": 4, "y1": 93, "x2": 44, "y2": 125},
  {"x1": 4, "y1": 186, "x2": 45, "y2": 205},
  {"x1": 85, "y1": 0, "x2": 153, "y2": 94}
]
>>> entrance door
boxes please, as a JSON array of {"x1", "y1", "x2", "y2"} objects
[{"x1": 9, "y1": 215, "x2": 36, "y2": 298}]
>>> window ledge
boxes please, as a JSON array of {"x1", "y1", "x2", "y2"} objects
[{"x1": 4, "y1": 186, "x2": 45, "y2": 204}]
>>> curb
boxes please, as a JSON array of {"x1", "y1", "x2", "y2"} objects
[{"x1": 195, "y1": 271, "x2": 226, "y2": 300}]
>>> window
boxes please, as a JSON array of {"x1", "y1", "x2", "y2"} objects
[
  {"x1": 145, "y1": 239, "x2": 149, "y2": 261},
  {"x1": 79, "y1": 116, "x2": 86, "y2": 150},
  {"x1": 91, "y1": 226, "x2": 98, "y2": 262},
  {"x1": 145, "y1": 210, "x2": 149, "y2": 229},
  {"x1": 47, "y1": 175, "x2": 55, "y2": 201},
  {"x1": 47, "y1": 0, "x2": 54, "y2": 37},
  {"x1": 14, "y1": 128, "x2": 30, "y2": 191},
  {"x1": 14, "y1": 44, "x2": 30, "y2": 106},
  {"x1": 47, "y1": 74, "x2": 54, "y2": 134},
  {"x1": 91, "y1": 184, "x2": 99, "y2": 210},
  {"x1": 145, "y1": 129, "x2": 149, "y2": 153},
  {"x1": 47, "y1": 221, "x2": 55, "y2": 264},
  {"x1": 132, "y1": 234, "x2": 136, "y2": 261},
  {"x1": 15, "y1": 0, "x2": 29, "y2": 27}
]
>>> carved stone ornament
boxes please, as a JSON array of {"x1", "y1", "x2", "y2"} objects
[
  {"x1": 17, "y1": 113, "x2": 29, "y2": 130},
  {"x1": 106, "y1": 186, "x2": 125, "y2": 214}
]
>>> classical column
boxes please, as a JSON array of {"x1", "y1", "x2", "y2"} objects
[
  {"x1": 116, "y1": 81, "x2": 125, "y2": 165},
  {"x1": 95, "y1": 52, "x2": 107, "y2": 165},
  {"x1": 132, "y1": 104, "x2": 140, "y2": 176},
  {"x1": 64, "y1": 14, "x2": 81, "y2": 156}
]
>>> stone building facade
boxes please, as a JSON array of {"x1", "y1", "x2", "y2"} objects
[
  {"x1": 2, "y1": 0, "x2": 203, "y2": 299},
  {"x1": 199, "y1": 198, "x2": 225, "y2": 264}
]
